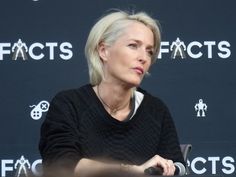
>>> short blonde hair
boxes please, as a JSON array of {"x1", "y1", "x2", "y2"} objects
[{"x1": 85, "y1": 10, "x2": 161, "y2": 85}]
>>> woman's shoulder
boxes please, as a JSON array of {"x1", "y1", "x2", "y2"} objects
[{"x1": 51, "y1": 84, "x2": 93, "y2": 104}]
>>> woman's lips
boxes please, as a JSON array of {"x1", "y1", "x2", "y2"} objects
[{"x1": 133, "y1": 67, "x2": 144, "y2": 74}]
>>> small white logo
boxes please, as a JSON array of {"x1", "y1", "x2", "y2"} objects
[
  {"x1": 12, "y1": 39, "x2": 28, "y2": 60},
  {"x1": 158, "y1": 38, "x2": 231, "y2": 59},
  {"x1": 1, "y1": 156, "x2": 42, "y2": 177},
  {"x1": 29, "y1": 100, "x2": 50, "y2": 120},
  {"x1": 0, "y1": 39, "x2": 73, "y2": 61},
  {"x1": 170, "y1": 37, "x2": 187, "y2": 59},
  {"x1": 14, "y1": 155, "x2": 31, "y2": 177},
  {"x1": 194, "y1": 99, "x2": 207, "y2": 117}
]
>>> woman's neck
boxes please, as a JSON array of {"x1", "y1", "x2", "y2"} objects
[{"x1": 94, "y1": 82, "x2": 134, "y2": 119}]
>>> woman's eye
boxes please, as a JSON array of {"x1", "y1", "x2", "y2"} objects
[
  {"x1": 128, "y1": 43, "x2": 138, "y2": 48},
  {"x1": 147, "y1": 50, "x2": 154, "y2": 57}
]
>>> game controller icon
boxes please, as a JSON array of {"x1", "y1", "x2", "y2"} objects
[{"x1": 30, "y1": 100, "x2": 50, "y2": 120}]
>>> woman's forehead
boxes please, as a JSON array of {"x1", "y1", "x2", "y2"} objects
[{"x1": 116, "y1": 22, "x2": 154, "y2": 45}]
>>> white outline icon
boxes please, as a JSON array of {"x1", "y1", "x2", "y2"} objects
[
  {"x1": 12, "y1": 39, "x2": 28, "y2": 60},
  {"x1": 194, "y1": 99, "x2": 207, "y2": 117},
  {"x1": 170, "y1": 37, "x2": 186, "y2": 59},
  {"x1": 14, "y1": 155, "x2": 31, "y2": 177},
  {"x1": 30, "y1": 100, "x2": 50, "y2": 120}
]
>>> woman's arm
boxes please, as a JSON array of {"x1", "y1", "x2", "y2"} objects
[
  {"x1": 74, "y1": 158, "x2": 141, "y2": 177},
  {"x1": 74, "y1": 155, "x2": 175, "y2": 177},
  {"x1": 39, "y1": 91, "x2": 83, "y2": 170}
]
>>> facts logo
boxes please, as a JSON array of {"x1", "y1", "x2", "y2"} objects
[
  {"x1": 158, "y1": 37, "x2": 231, "y2": 59},
  {"x1": 0, "y1": 39, "x2": 73, "y2": 61}
]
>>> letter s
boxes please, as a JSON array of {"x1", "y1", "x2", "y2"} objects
[
  {"x1": 60, "y1": 42, "x2": 73, "y2": 60},
  {"x1": 218, "y1": 41, "x2": 231, "y2": 58},
  {"x1": 222, "y1": 156, "x2": 235, "y2": 174}
]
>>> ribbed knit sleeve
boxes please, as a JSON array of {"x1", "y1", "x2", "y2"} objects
[
  {"x1": 39, "y1": 90, "x2": 83, "y2": 170},
  {"x1": 155, "y1": 103, "x2": 185, "y2": 165}
]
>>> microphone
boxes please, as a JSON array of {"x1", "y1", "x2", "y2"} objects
[{"x1": 144, "y1": 162, "x2": 186, "y2": 176}]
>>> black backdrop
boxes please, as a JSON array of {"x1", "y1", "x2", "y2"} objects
[{"x1": 0, "y1": 0, "x2": 235, "y2": 176}]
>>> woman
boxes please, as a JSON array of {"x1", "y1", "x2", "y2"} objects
[{"x1": 39, "y1": 10, "x2": 184, "y2": 177}]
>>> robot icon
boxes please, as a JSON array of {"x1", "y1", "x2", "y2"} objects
[
  {"x1": 12, "y1": 39, "x2": 28, "y2": 60},
  {"x1": 194, "y1": 99, "x2": 207, "y2": 117},
  {"x1": 170, "y1": 37, "x2": 186, "y2": 59},
  {"x1": 30, "y1": 100, "x2": 50, "y2": 120},
  {"x1": 14, "y1": 155, "x2": 31, "y2": 177}
]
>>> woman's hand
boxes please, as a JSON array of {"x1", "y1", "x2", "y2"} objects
[{"x1": 139, "y1": 155, "x2": 176, "y2": 176}]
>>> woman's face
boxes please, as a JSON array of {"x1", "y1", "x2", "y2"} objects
[{"x1": 99, "y1": 21, "x2": 154, "y2": 87}]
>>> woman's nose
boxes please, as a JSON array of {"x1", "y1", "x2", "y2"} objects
[{"x1": 138, "y1": 50, "x2": 148, "y2": 64}]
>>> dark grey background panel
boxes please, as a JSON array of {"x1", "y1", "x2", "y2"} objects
[{"x1": 0, "y1": 0, "x2": 235, "y2": 176}]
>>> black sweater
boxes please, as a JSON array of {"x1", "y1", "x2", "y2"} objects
[{"x1": 39, "y1": 84, "x2": 184, "y2": 169}]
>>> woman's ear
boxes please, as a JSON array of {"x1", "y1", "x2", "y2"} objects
[{"x1": 97, "y1": 42, "x2": 109, "y2": 62}]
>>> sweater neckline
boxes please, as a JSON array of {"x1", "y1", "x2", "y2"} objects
[{"x1": 87, "y1": 84, "x2": 147, "y2": 125}]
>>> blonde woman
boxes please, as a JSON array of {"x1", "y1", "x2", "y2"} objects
[{"x1": 39, "y1": 10, "x2": 184, "y2": 177}]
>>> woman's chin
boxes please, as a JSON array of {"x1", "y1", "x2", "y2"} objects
[{"x1": 126, "y1": 79, "x2": 142, "y2": 88}]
